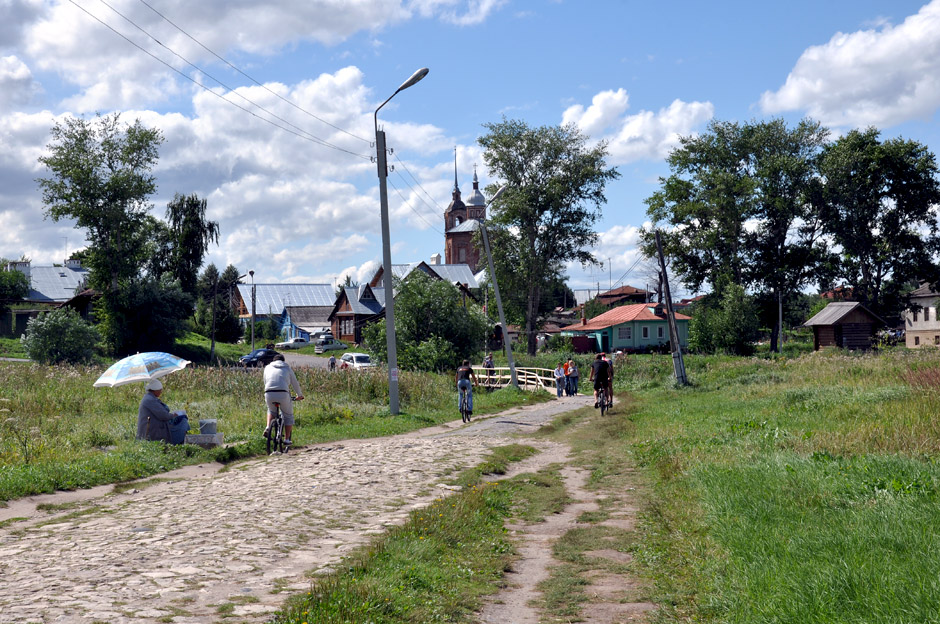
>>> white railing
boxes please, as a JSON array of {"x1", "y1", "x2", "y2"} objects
[{"x1": 477, "y1": 366, "x2": 557, "y2": 393}]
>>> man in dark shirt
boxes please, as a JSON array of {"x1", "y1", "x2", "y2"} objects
[{"x1": 589, "y1": 353, "x2": 611, "y2": 409}]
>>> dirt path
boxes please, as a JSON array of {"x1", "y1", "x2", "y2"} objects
[{"x1": 0, "y1": 396, "x2": 650, "y2": 623}]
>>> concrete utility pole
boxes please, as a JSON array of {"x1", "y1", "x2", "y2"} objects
[
  {"x1": 479, "y1": 185, "x2": 518, "y2": 388},
  {"x1": 374, "y1": 67, "x2": 429, "y2": 415},
  {"x1": 249, "y1": 270, "x2": 256, "y2": 351},
  {"x1": 655, "y1": 230, "x2": 688, "y2": 386}
]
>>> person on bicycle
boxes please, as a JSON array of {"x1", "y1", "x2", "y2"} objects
[
  {"x1": 590, "y1": 353, "x2": 611, "y2": 409},
  {"x1": 263, "y1": 354, "x2": 304, "y2": 445},
  {"x1": 482, "y1": 352, "x2": 495, "y2": 386},
  {"x1": 455, "y1": 359, "x2": 478, "y2": 417}
]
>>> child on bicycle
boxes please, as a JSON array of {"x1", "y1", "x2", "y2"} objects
[
  {"x1": 455, "y1": 359, "x2": 478, "y2": 417},
  {"x1": 263, "y1": 354, "x2": 304, "y2": 445}
]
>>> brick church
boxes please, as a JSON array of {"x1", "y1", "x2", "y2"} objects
[{"x1": 443, "y1": 167, "x2": 489, "y2": 273}]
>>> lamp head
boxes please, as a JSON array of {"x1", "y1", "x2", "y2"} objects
[
  {"x1": 397, "y1": 67, "x2": 429, "y2": 93},
  {"x1": 490, "y1": 185, "x2": 508, "y2": 203}
]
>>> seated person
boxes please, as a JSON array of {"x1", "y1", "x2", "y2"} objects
[{"x1": 136, "y1": 379, "x2": 181, "y2": 443}]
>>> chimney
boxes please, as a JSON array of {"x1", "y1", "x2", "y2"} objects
[
  {"x1": 430, "y1": 253, "x2": 441, "y2": 265},
  {"x1": 11, "y1": 261, "x2": 31, "y2": 281}
]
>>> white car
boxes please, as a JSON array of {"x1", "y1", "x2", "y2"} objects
[
  {"x1": 275, "y1": 337, "x2": 310, "y2": 350},
  {"x1": 340, "y1": 352, "x2": 375, "y2": 370},
  {"x1": 314, "y1": 337, "x2": 347, "y2": 353}
]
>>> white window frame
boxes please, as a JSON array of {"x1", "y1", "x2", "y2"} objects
[{"x1": 617, "y1": 326, "x2": 631, "y2": 340}]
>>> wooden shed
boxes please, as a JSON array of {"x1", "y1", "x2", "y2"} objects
[{"x1": 803, "y1": 302, "x2": 885, "y2": 351}]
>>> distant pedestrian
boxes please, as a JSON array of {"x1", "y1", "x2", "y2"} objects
[
  {"x1": 567, "y1": 358, "x2": 579, "y2": 395},
  {"x1": 554, "y1": 362, "x2": 566, "y2": 398},
  {"x1": 328, "y1": 354, "x2": 336, "y2": 372},
  {"x1": 562, "y1": 359, "x2": 572, "y2": 395}
]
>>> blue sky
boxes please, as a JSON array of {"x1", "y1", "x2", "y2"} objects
[{"x1": 3, "y1": 0, "x2": 939, "y2": 297}]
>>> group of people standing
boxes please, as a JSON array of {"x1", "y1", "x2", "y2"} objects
[{"x1": 553, "y1": 358, "x2": 581, "y2": 397}]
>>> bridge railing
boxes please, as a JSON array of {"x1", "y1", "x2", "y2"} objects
[{"x1": 476, "y1": 366, "x2": 557, "y2": 393}]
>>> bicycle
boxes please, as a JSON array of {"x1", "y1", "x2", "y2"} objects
[
  {"x1": 459, "y1": 385, "x2": 471, "y2": 423},
  {"x1": 597, "y1": 386, "x2": 610, "y2": 416},
  {"x1": 265, "y1": 397, "x2": 298, "y2": 455}
]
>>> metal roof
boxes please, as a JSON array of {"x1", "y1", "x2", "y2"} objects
[
  {"x1": 427, "y1": 264, "x2": 478, "y2": 288},
  {"x1": 562, "y1": 303, "x2": 690, "y2": 332},
  {"x1": 236, "y1": 283, "x2": 335, "y2": 315},
  {"x1": 447, "y1": 219, "x2": 480, "y2": 234},
  {"x1": 382, "y1": 262, "x2": 479, "y2": 289},
  {"x1": 336, "y1": 286, "x2": 386, "y2": 316},
  {"x1": 25, "y1": 265, "x2": 89, "y2": 302},
  {"x1": 803, "y1": 301, "x2": 886, "y2": 326}
]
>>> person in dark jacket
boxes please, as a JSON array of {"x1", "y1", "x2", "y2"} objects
[{"x1": 136, "y1": 379, "x2": 175, "y2": 442}]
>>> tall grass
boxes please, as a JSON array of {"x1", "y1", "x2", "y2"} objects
[
  {"x1": 0, "y1": 362, "x2": 542, "y2": 501},
  {"x1": 619, "y1": 348, "x2": 940, "y2": 622}
]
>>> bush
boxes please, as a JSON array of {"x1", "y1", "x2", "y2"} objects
[{"x1": 20, "y1": 307, "x2": 101, "y2": 364}]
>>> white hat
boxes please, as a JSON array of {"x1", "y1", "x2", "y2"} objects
[{"x1": 146, "y1": 378, "x2": 163, "y2": 392}]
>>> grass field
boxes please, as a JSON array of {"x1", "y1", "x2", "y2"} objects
[
  {"x1": 0, "y1": 361, "x2": 546, "y2": 502},
  {"x1": 274, "y1": 346, "x2": 940, "y2": 623},
  {"x1": 610, "y1": 347, "x2": 940, "y2": 622}
]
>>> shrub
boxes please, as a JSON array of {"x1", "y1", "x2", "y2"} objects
[{"x1": 20, "y1": 307, "x2": 101, "y2": 364}]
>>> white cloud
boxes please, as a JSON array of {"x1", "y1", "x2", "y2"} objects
[
  {"x1": 407, "y1": 0, "x2": 507, "y2": 25},
  {"x1": 0, "y1": 56, "x2": 38, "y2": 110},
  {"x1": 562, "y1": 90, "x2": 714, "y2": 164},
  {"x1": 760, "y1": 0, "x2": 940, "y2": 128}
]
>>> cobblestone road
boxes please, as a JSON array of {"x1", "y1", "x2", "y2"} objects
[{"x1": 0, "y1": 396, "x2": 589, "y2": 623}]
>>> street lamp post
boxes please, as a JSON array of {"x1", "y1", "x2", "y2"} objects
[
  {"x1": 375, "y1": 67, "x2": 429, "y2": 416},
  {"x1": 479, "y1": 185, "x2": 518, "y2": 388},
  {"x1": 249, "y1": 270, "x2": 256, "y2": 351}
]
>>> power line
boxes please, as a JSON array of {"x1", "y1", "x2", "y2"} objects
[
  {"x1": 135, "y1": 0, "x2": 372, "y2": 145},
  {"x1": 392, "y1": 152, "x2": 443, "y2": 214},
  {"x1": 69, "y1": 0, "x2": 371, "y2": 160},
  {"x1": 388, "y1": 177, "x2": 444, "y2": 235},
  {"x1": 95, "y1": 0, "x2": 369, "y2": 158}
]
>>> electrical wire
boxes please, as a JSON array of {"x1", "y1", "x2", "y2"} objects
[
  {"x1": 95, "y1": 0, "x2": 370, "y2": 159},
  {"x1": 68, "y1": 0, "x2": 371, "y2": 160},
  {"x1": 388, "y1": 177, "x2": 444, "y2": 235},
  {"x1": 392, "y1": 152, "x2": 443, "y2": 214},
  {"x1": 135, "y1": 0, "x2": 372, "y2": 145}
]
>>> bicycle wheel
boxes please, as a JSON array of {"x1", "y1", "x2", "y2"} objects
[{"x1": 599, "y1": 390, "x2": 608, "y2": 416}]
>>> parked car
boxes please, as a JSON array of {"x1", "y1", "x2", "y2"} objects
[
  {"x1": 311, "y1": 330, "x2": 334, "y2": 341},
  {"x1": 275, "y1": 337, "x2": 310, "y2": 350},
  {"x1": 340, "y1": 352, "x2": 375, "y2": 370},
  {"x1": 314, "y1": 337, "x2": 347, "y2": 353},
  {"x1": 238, "y1": 348, "x2": 280, "y2": 367}
]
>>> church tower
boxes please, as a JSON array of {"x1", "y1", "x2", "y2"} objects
[{"x1": 444, "y1": 156, "x2": 487, "y2": 272}]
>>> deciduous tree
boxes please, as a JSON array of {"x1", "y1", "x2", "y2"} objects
[
  {"x1": 478, "y1": 118, "x2": 619, "y2": 355},
  {"x1": 817, "y1": 128, "x2": 940, "y2": 316}
]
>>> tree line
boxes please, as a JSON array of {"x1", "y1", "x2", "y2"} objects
[
  {"x1": 642, "y1": 118, "x2": 940, "y2": 352},
  {"x1": 25, "y1": 113, "x2": 236, "y2": 360}
]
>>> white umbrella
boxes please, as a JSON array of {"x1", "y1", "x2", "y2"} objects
[{"x1": 93, "y1": 352, "x2": 192, "y2": 388}]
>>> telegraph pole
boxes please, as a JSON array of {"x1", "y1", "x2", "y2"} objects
[{"x1": 655, "y1": 231, "x2": 688, "y2": 386}]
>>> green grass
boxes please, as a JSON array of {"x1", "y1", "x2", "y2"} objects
[
  {"x1": 271, "y1": 446, "x2": 566, "y2": 624},
  {"x1": 0, "y1": 337, "x2": 27, "y2": 358},
  {"x1": 613, "y1": 348, "x2": 940, "y2": 622},
  {"x1": 0, "y1": 362, "x2": 544, "y2": 502}
]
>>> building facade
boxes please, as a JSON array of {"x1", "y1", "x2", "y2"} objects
[
  {"x1": 444, "y1": 169, "x2": 488, "y2": 273},
  {"x1": 905, "y1": 283, "x2": 940, "y2": 347}
]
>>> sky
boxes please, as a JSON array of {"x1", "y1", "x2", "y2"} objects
[{"x1": 3, "y1": 0, "x2": 940, "y2": 300}]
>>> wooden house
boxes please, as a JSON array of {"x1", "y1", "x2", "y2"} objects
[
  {"x1": 803, "y1": 302, "x2": 885, "y2": 351},
  {"x1": 561, "y1": 303, "x2": 689, "y2": 353},
  {"x1": 328, "y1": 285, "x2": 386, "y2": 345},
  {"x1": 904, "y1": 283, "x2": 940, "y2": 348}
]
